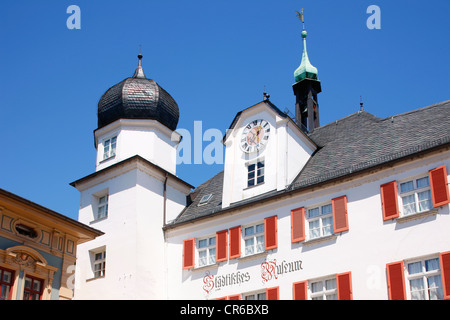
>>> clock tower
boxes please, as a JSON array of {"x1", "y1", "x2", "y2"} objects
[{"x1": 221, "y1": 97, "x2": 317, "y2": 208}]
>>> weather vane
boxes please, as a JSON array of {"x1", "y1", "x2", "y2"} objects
[{"x1": 296, "y1": 9, "x2": 305, "y2": 30}]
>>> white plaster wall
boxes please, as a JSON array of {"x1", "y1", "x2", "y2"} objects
[
  {"x1": 166, "y1": 152, "x2": 450, "y2": 300},
  {"x1": 74, "y1": 165, "x2": 189, "y2": 300},
  {"x1": 95, "y1": 120, "x2": 179, "y2": 174}
]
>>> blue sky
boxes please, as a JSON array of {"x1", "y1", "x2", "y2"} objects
[{"x1": 0, "y1": 0, "x2": 449, "y2": 221}]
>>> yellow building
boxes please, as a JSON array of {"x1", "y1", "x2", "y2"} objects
[{"x1": 0, "y1": 188, "x2": 103, "y2": 300}]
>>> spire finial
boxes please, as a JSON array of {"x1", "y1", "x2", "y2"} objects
[
  {"x1": 133, "y1": 46, "x2": 146, "y2": 79},
  {"x1": 263, "y1": 86, "x2": 270, "y2": 101},
  {"x1": 293, "y1": 9, "x2": 318, "y2": 83},
  {"x1": 296, "y1": 9, "x2": 305, "y2": 31},
  {"x1": 360, "y1": 96, "x2": 364, "y2": 111}
]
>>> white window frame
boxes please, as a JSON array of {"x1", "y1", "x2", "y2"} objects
[
  {"x1": 96, "y1": 194, "x2": 109, "y2": 220},
  {"x1": 90, "y1": 247, "x2": 106, "y2": 279},
  {"x1": 398, "y1": 175, "x2": 433, "y2": 217},
  {"x1": 406, "y1": 255, "x2": 444, "y2": 300},
  {"x1": 243, "y1": 290, "x2": 266, "y2": 300},
  {"x1": 243, "y1": 222, "x2": 265, "y2": 256},
  {"x1": 305, "y1": 202, "x2": 333, "y2": 240},
  {"x1": 309, "y1": 276, "x2": 337, "y2": 300},
  {"x1": 103, "y1": 136, "x2": 117, "y2": 160},
  {"x1": 197, "y1": 236, "x2": 216, "y2": 267},
  {"x1": 247, "y1": 160, "x2": 265, "y2": 188}
]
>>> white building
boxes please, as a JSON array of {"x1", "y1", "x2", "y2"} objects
[{"x1": 71, "y1": 25, "x2": 450, "y2": 300}]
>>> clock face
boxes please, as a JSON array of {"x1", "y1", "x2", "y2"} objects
[{"x1": 240, "y1": 119, "x2": 270, "y2": 153}]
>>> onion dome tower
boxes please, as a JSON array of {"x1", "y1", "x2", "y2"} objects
[
  {"x1": 97, "y1": 54, "x2": 180, "y2": 131},
  {"x1": 93, "y1": 54, "x2": 182, "y2": 174},
  {"x1": 293, "y1": 10, "x2": 322, "y2": 133}
]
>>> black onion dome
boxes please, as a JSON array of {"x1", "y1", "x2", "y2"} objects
[{"x1": 97, "y1": 54, "x2": 179, "y2": 131}]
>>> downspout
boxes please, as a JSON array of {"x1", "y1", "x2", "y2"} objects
[{"x1": 163, "y1": 172, "x2": 168, "y2": 226}]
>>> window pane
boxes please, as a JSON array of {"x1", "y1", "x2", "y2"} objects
[
  {"x1": 309, "y1": 220, "x2": 320, "y2": 239},
  {"x1": 322, "y1": 217, "x2": 333, "y2": 236},
  {"x1": 245, "y1": 238, "x2": 254, "y2": 255},
  {"x1": 257, "y1": 292, "x2": 266, "y2": 300},
  {"x1": 1, "y1": 285, "x2": 10, "y2": 300},
  {"x1": 248, "y1": 171, "x2": 255, "y2": 180},
  {"x1": 416, "y1": 177, "x2": 429, "y2": 189},
  {"x1": 427, "y1": 275, "x2": 443, "y2": 300},
  {"x1": 25, "y1": 278, "x2": 32, "y2": 289},
  {"x1": 410, "y1": 279, "x2": 425, "y2": 300},
  {"x1": 325, "y1": 293, "x2": 337, "y2": 300},
  {"x1": 209, "y1": 237, "x2": 216, "y2": 246},
  {"x1": 244, "y1": 226, "x2": 254, "y2": 236},
  {"x1": 198, "y1": 239, "x2": 207, "y2": 248},
  {"x1": 257, "y1": 161, "x2": 264, "y2": 168},
  {"x1": 322, "y1": 204, "x2": 332, "y2": 215},
  {"x1": 256, "y1": 235, "x2": 264, "y2": 253},
  {"x1": 400, "y1": 181, "x2": 414, "y2": 193},
  {"x1": 33, "y1": 280, "x2": 41, "y2": 291},
  {"x1": 402, "y1": 195, "x2": 416, "y2": 215},
  {"x1": 256, "y1": 176, "x2": 264, "y2": 184},
  {"x1": 255, "y1": 224, "x2": 264, "y2": 234},
  {"x1": 198, "y1": 251, "x2": 207, "y2": 266},
  {"x1": 311, "y1": 281, "x2": 322, "y2": 293},
  {"x1": 248, "y1": 164, "x2": 255, "y2": 172},
  {"x1": 417, "y1": 190, "x2": 432, "y2": 212},
  {"x1": 209, "y1": 248, "x2": 216, "y2": 264},
  {"x1": 3, "y1": 271, "x2": 11, "y2": 283},
  {"x1": 408, "y1": 261, "x2": 422, "y2": 274},
  {"x1": 425, "y1": 258, "x2": 440, "y2": 272},
  {"x1": 308, "y1": 207, "x2": 320, "y2": 218},
  {"x1": 325, "y1": 278, "x2": 336, "y2": 290}
]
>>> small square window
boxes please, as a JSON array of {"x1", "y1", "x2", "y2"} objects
[
  {"x1": 399, "y1": 175, "x2": 432, "y2": 216},
  {"x1": 96, "y1": 195, "x2": 109, "y2": 220},
  {"x1": 92, "y1": 249, "x2": 106, "y2": 279},
  {"x1": 306, "y1": 203, "x2": 333, "y2": 240},
  {"x1": 247, "y1": 160, "x2": 264, "y2": 187},
  {"x1": 243, "y1": 223, "x2": 264, "y2": 256},
  {"x1": 197, "y1": 236, "x2": 216, "y2": 267},
  {"x1": 103, "y1": 136, "x2": 117, "y2": 160}
]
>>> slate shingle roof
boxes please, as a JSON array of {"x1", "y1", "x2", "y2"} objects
[{"x1": 168, "y1": 99, "x2": 450, "y2": 227}]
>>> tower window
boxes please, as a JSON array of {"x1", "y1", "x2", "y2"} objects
[
  {"x1": 91, "y1": 248, "x2": 106, "y2": 279},
  {"x1": 247, "y1": 161, "x2": 265, "y2": 187},
  {"x1": 103, "y1": 136, "x2": 117, "y2": 160},
  {"x1": 96, "y1": 195, "x2": 108, "y2": 220}
]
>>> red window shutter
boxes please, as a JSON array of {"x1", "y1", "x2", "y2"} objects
[
  {"x1": 386, "y1": 261, "x2": 406, "y2": 300},
  {"x1": 182, "y1": 238, "x2": 195, "y2": 269},
  {"x1": 429, "y1": 166, "x2": 450, "y2": 207},
  {"x1": 440, "y1": 251, "x2": 450, "y2": 299},
  {"x1": 337, "y1": 272, "x2": 353, "y2": 300},
  {"x1": 266, "y1": 286, "x2": 279, "y2": 300},
  {"x1": 264, "y1": 215, "x2": 278, "y2": 250},
  {"x1": 228, "y1": 294, "x2": 241, "y2": 300},
  {"x1": 229, "y1": 226, "x2": 241, "y2": 259},
  {"x1": 332, "y1": 196, "x2": 349, "y2": 233},
  {"x1": 380, "y1": 181, "x2": 399, "y2": 221},
  {"x1": 216, "y1": 230, "x2": 228, "y2": 262},
  {"x1": 291, "y1": 207, "x2": 305, "y2": 243},
  {"x1": 293, "y1": 281, "x2": 307, "y2": 300}
]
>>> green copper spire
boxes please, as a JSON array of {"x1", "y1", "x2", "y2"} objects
[{"x1": 294, "y1": 10, "x2": 318, "y2": 83}]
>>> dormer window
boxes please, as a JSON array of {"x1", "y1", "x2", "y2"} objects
[
  {"x1": 247, "y1": 160, "x2": 265, "y2": 188},
  {"x1": 103, "y1": 136, "x2": 117, "y2": 160}
]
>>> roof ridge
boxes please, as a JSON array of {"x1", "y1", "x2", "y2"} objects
[{"x1": 380, "y1": 99, "x2": 450, "y2": 121}]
